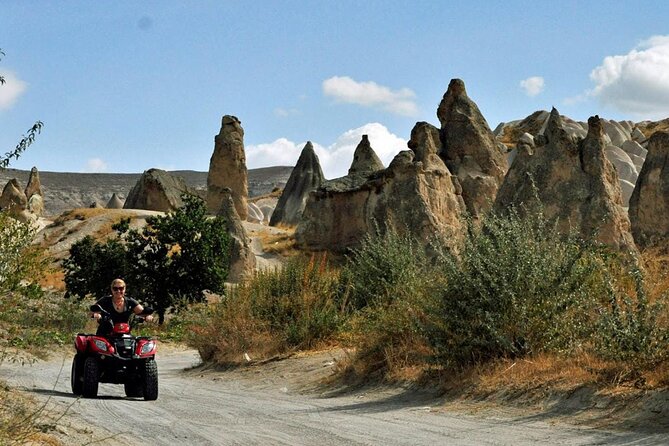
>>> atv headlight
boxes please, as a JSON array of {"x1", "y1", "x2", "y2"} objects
[
  {"x1": 94, "y1": 339, "x2": 108, "y2": 352},
  {"x1": 140, "y1": 341, "x2": 155, "y2": 355}
]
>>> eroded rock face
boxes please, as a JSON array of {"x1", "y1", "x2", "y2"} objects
[
  {"x1": 207, "y1": 115, "x2": 248, "y2": 219},
  {"x1": 106, "y1": 193, "x2": 125, "y2": 209},
  {"x1": 270, "y1": 142, "x2": 324, "y2": 227},
  {"x1": 437, "y1": 79, "x2": 508, "y2": 216},
  {"x1": 217, "y1": 188, "x2": 256, "y2": 282},
  {"x1": 0, "y1": 179, "x2": 32, "y2": 222},
  {"x1": 124, "y1": 168, "x2": 194, "y2": 212},
  {"x1": 348, "y1": 135, "x2": 384, "y2": 176},
  {"x1": 494, "y1": 112, "x2": 636, "y2": 252},
  {"x1": 296, "y1": 122, "x2": 467, "y2": 252},
  {"x1": 24, "y1": 167, "x2": 43, "y2": 201},
  {"x1": 629, "y1": 131, "x2": 669, "y2": 247}
]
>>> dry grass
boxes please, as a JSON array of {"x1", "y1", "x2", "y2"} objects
[
  {"x1": 39, "y1": 270, "x2": 65, "y2": 291},
  {"x1": 637, "y1": 118, "x2": 669, "y2": 139},
  {"x1": 0, "y1": 382, "x2": 64, "y2": 446},
  {"x1": 248, "y1": 188, "x2": 283, "y2": 203},
  {"x1": 51, "y1": 207, "x2": 110, "y2": 225},
  {"x1": 250, "y1": 227, "x2": 299, "y2": 257}
]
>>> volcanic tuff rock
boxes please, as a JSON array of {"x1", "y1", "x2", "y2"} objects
[
  {"x1": 270, "y1": 142, "x2": 324, "y2": 227},
  {"x1": 296, "y1": 121, "x2": 467, "y2": 252},
  {"x1": 24, "y1": 167, "x2": 43, "y2": 201},
  {"x1": 437, "y1": 78, "x2": 508, "y2": 216},
  {"x1": 106, "y1": 193, "x2": 125, "y2": 209},
  {"x1": 0, "y1": 178, "x2": 32, "y2": 222},
  {"x1": 629, "y1": 131, "x2": 669, "y2": 248},
  {"x1": 217, "y1": 188, "x2": 256, "y2": 282},
  {"x1": 494, "y1": 111, "x2": 636, "y2": 252},
  {"x1": 348, "y1": 135, "x2": 384, "y2": 176},
  {"x1": 124, "y1": 168, "x2": 195, "y2": 212},
  {"x1": 207, "y1": 115, "x2": 248, "y2": 220}
]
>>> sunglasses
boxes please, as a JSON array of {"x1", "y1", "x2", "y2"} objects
[{"x1": 112, "y1": 286, "x2": 125, "y2": 291}]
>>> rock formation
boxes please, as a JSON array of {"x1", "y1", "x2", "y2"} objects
[
  {"x1": 24, "y1": 167, "x2": 43, "y2": 201},
  {"x1": 437, "y1": 79, "x2": 508, "y2": 216},
  {"x1": 247, "y1": 202, "x2": 264, "y2": 224},
  {"x1": 494, "y1": 111, "x2": 636, "y2": 252},
  {"x1": 0, "y1": 179, "x2": 27, "y2": 212},
  {"x1": 348, "y1": 135, "x2": 384, "y2": 176},
  {"x1": 207, "y1": 115, "x2": 248, "y2": 219},
  {"x1": 124, "y1": 168, "x2": 194, "y2": 212},
  {"x1": 106, "y1": 193, "x2": 125, "y2": 209},
  {"x1": 269, "y1": 142, "x2": 325, "y2": 227},
  {"x1": 629, "y1": 131, "x2": 669, "y2": 247},
  {"x1": 296, "y1": 122, "x2": 467, "y2": 252},
  {"x1": 217, "y1": 188, "x2": 256, "y2": 282},
  {"x1": 0, "y1": 179, "x2": 32, "y2": 222}
]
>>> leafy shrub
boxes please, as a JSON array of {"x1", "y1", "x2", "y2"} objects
[
  {"x1": 0, "y1": 212, "x2": 50, "y2": 294},
  {"x1": 63, "y1": 195, "x2": 231, "y2": 322},
  {"x1": 429, "y1": 206, "x2": 603, "y2": 366},
  {"x1": 185, "y1": 254, "x2": 343, "y2": 364}
]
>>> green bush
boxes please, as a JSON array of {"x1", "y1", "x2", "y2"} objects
[
  {"x1": 428, "y1": 206, "x2": 603, "y2": 366},
  {"x1": 0, "y1": 212, "x2": 50, "y2": 294},
  {"x1": 63, "y1": 195, "x2": 231, "y2": 323}
]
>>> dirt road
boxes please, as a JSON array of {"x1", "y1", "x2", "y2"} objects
[{"x1": 0, "y1": 347, "x2": 664, "y2": 446}]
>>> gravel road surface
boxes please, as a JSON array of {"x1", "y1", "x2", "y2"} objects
[{"x1": 1, "y1": 347, "x2": 665, "y2": 446}]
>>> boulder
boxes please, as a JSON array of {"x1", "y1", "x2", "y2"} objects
[
  {"x1": 296, "y1": 121, "x2": 467, "y2": 252},
  {"x1": 24, "y1": 167, "x2": 43, "y2": 201},
  {"x1": 494, "y1": 111, "x2": 636, "y2": 252},
  {"x1": 207, "y1": 115, "x2": 248, "y2": 220},
  {"x1": 217, "y1": 188, "x2": 256, "y2": 282},
  {"x1": 629, "y1": 131, "x2": 669, "y2": 247},
  {"x1": 0, "y1": 179, "x2": 27, "y2": 212},
  {"x1": 270, "y1": 141, "x2": 325, "y2": 227},
  {"x1": 437, "y1": 78, "x2": 508, "y2": 216},
  {"x1": 106, "y1": 193, "x2": 125, "y2": 209},
  {"x1": 124, "y1": 168, "x2": 194, "y2": 212}
]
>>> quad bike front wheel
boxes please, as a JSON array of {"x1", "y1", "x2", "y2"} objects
[
  {"x1": 82, "y1": 357, "x2": 100, "y2": 398},
  {"x1": 142, "y1": 359, "x2": 158, "y2": 401},
  {"x1": 71, "y1": 354, "x2": 85, "y2": 395},
  {"x1": 124, "y1": 380, "x2": 144, "y2": 398}
]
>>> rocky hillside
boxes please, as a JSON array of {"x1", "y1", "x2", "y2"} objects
[{"x1": 0, "y1": 166, "x2": 292, "y2": 216}]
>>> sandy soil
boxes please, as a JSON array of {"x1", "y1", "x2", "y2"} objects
[{"x1": 1, "y1": 346, "x2": 668, "y2": 446}]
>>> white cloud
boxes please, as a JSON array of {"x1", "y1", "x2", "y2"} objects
[
  {"x1": 589, "y1": 35, "x2": 669, "y2": 118},
  {"x1": 520, "y1": 76, "x2": 545, "y2": 97},
  {"x1": 85, "y1": 158, "x2": 108, "y2": 173},
  {"x1": 246, "y1": 123, "x2": 408, "y2": 179},
  {"x1": 0, "y1": 70, "x2": 27, "y2": 110},
  {"x1": 274, "y1": 107, "x2": 299, "y2": 118},
  {"x1": 322, "y1": 76, "x2": 418, "y2": 116}
]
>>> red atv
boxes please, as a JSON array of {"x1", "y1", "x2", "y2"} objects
[{"x1": 71, "y1": 304, "x2": 158, "y2": 400}]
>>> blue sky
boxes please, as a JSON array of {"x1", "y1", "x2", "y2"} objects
[{"x1": 2, "y1": 1, "x2": 669, "y2": 178}]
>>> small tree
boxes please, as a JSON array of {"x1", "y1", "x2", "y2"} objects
[{"x1": 64, "y1": 195, "x2": 232, "y2": 323}]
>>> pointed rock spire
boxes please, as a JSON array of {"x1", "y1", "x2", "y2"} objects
[
  {"x1": 0, "y1": 179, "x2": 27, "y2": 211},
  {"x1": 106, "y1": 193, "x2": 125, "y2": 209},
  {"x1": 348, "y1": 135, "x2": 384, "y2": 176},
  {"x1": 436, "y1": 78, "x2": 508, "y2": 216},
  {"x1": 207, "y1": 115, "x2": 249, "y2": 219},
  {"x1": 24, "y1": 167, "x2": 43, "y2": 201},
  {"x1": 270, "y1": 141, "x2": 324, "y2": 226},
  {"x1": 124, "y1": 168, "x2": 194, "y2": 211}
]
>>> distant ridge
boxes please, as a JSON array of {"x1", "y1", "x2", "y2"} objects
[{"x1": 0, "y1": 166, "x2": 293, "y2": 216}]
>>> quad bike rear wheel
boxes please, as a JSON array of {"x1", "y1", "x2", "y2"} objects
[
  {"x1": 82, "y1": 357, "x2": 100, "y2": 398},
  {"x1": 71, "y1": 354, "x2": 85, "y2": 395},
  {"x1": 142, "y1": 359, "x2": 158, "y2": 401}
]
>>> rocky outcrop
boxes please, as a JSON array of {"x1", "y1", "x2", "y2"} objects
[
  {"x1": 348, "y1": 135, "x2": 384, "y2": 176},
  {"x1": 247, "y1": 202, "x2": 264, "y2": 224},
  {"x1": 296, "y1": 122, "x2": 467, "y2": 252},
  {"x1": 207, "y1": 115, "x2": 248, "y2": 219},
  {"x1": 437, "y1": 79, "x2": 508, "y2": 216},
  {"x1": 0, "y1": 179, "x2": 32, "y2": 222},
  {"x1": 629, "y1": 131, "x2": 669, "y2": 248},
  {"x1": 494, "y1": 111, "x2": 636, "y2": 252},
  {"x1": 124, "y1": 168, "x2": 194, "y2": 212},
  {"x1": 270, "y1": 142, "x2": 324, "y2": 227},
  {"x1": 106, "y1": 193, "x2": 125, "y2": 209},
  {"x1": 217, "y1": 188, "x2": 256, "y2": 282},
  {"x1": 0, "y1": 179, "x2": 27, "y2": 212},
  {"x1": 24, "y1": 167, "x2": 43, "y2": 201}
]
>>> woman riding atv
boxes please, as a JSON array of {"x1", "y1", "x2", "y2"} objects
[{"x1": 90, "y1": 278, "x2": 154, "y2": 335}]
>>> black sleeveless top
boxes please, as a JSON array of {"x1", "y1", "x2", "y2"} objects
[{"x1": 94, "y1": 295, "x2": 140, "y2": 324}]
